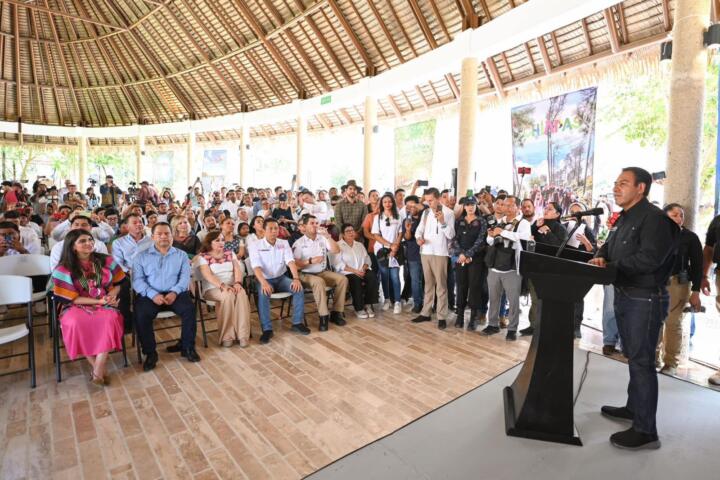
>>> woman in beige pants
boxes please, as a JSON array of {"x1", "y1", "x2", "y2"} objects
[{"x1": 196, "y1": 231, "x2": 251, "y2": 347}]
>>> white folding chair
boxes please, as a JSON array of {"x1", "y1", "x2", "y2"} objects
[
  {"x1": 190, "y1": 261, "x2": 217, "y2": 347},
  {"x1": 0, "y1": 254, "x2": 52, "y2": 334},
  {"x1": 243, "y1": 257, "x2": 299, "y2": 326},
  {"x1": 0, "y1": 275, "x2": 36, "y2": 388}
]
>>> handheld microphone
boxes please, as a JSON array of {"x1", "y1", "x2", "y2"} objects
[{"x1": 562, "y1": 207, "x2": 603, "y2": 220}]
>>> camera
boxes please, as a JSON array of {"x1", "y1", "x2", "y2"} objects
[{"x1": 88, "y1": 178, "x2": 97, "y2": 186}]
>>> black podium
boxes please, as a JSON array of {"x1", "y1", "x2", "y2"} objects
[{"x1": 503, "y1": 242, "x2": 615, "y2": 446}]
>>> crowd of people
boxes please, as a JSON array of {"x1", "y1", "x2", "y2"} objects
[{"x1": 1, "y1": 168, "x2": 719, "y2": 448}]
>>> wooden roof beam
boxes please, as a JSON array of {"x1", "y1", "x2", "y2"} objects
[
  {"x1": 384, "y1": 1, "x2": 417, "y2": 57},
  {"x1": 366, "y1": 1, "x2": 404, "y2": 62},
  {"x1": 303, "y1": 14, "x2": 352, "y2": 84},
  {"x1": 30, "y1": 8, "x2": 62, "y2": 124},
  {"x1": 408, "y1": 0, "x2": 439, "y2": 49},
  {"x1": 13, "y1": 4, "x2": 22, "y2": 122},
  {"x1": 484, "y1": 58, "x2": 505, "y2": 99},
  {"x1": 42, "y1": 0, "x2": 84, "y2": 123},
  {"x1": 603, "y1": 8, "x2": 621, "y2": 53},
  {"x1": 445, "y1": 73, "x2": 460, "y2": 98},
  {"x1": 580, "y1": 18, "x2": 593, "y2": 55},
  {"x1": 5, "y1": 0, "x2": 126, "y2": 32},
  {"x1": 327, "y1": 0, "x2": 373, "y2": 73},
  {"x1": 26, "y1": 9, "x2": 47, "y2": 124},
  {"x1": 427, "y1": 0, "x2": 450, "y2": 42},
  {"x1": 458, "y1": 0, "x2": 480, "y2": 29},
  {"x1": 536, "y1": 36, "x2": 553, "y2": 73},
  {"x1": 523, "y1": 42, "x2": 536, "y2": 75},
  {"x1": 661, "y1": 0, "x2": 672, "y2": 32},
  {"x1": 232, "y1": 0, "x2": 304, "y2": 94}
]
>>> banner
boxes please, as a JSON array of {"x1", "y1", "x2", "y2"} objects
[
  {"x1": 394, "y1": 119, "x2": 436, "y2": 191},
  {"x1": 202, "y1": 149, "x2": 228, "y2": 192},
  {"x1": 511, "y1": 87, "x2": 597, "y2": 215}
]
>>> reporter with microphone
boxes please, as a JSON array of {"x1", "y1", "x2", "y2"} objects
[{"x1": 588, "y1": 167, "x2": 678, "y2": 451}]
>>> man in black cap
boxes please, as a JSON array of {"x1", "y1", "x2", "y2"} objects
[{"x1": 589, "y1": 167, "x2": 678, "y2": 450}]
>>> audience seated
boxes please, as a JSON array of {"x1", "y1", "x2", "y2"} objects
[{"x1": 333, "y1": 223, "x2": 379, "y2": 319}]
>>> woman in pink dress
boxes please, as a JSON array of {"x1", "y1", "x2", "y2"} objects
[{"x1": 51, "y1": 229, "x2": 125, "y2": 386}]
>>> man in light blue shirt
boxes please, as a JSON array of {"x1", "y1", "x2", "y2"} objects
[
  {"x1": 132, "y1": 222, "x2": 198, "y2": 371},
  {"x1": 111, "y1": 213, "x2": 153, "y2": 272}
]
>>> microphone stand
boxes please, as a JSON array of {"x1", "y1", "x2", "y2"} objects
[{"x1": 555, "y1": 216, "x2": 582, "y2": 258}]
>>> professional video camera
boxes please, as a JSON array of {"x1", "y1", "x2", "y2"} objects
[
  {"x1": 88, "y1": 177, "x2": 98, "y2": 187},
  {"x1": 127, "y1": 181, "x2": 140, "y2": 203}
]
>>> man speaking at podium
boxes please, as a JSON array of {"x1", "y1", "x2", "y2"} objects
[{"x1": 588, "y1": 167, "x2": 678, "y2": 451}]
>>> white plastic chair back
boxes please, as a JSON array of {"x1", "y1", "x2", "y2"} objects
[
  {"x1": 47, "y1": 236, "x2": 58, "y2": 250},
  {"x1": 0, "y1": 275, "x2": 32, "y2": 306},
  {"x1": 0, "y1": 254, "x2": 51, "y2": 277}
]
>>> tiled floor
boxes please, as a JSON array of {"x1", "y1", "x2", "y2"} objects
[{"x1": 0, "y1": 305, "x2": 716, "y2": 480}]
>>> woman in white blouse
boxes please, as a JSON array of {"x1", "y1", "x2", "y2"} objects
[
  {"x1": 196, "y1": 230, "x2": 251, "y2": 347},
  {"x1": 333, "y1": 224, "x2": 380, "y2": 319},
  {"x1": 371, "y1": 193, "x2": 403, "y2": 314}
]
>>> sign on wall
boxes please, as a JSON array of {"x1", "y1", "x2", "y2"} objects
[
  {"x1": 202, "y1": 149, "x2": 227, "y2": 192},
  {"x1": 511, "y1": 87, "x2": 597, "y2": 215}
]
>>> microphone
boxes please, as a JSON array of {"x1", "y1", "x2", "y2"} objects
[{"x1": 562, "y1": 207, "x2": 603, "y2": 221}]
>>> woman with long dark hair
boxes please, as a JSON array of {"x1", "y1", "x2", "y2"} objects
[
  {"x1": 247, "y1": 216, "x2": 265, "y2": 247},
  {"x1": 531, "y1": 201, "x2": 568, "y2": 246},
  {"x1": 449, "y1": 196, "x2": 487, "y2": 330},
  {"x1": 371, "y1": 193, "x2": 403, "y2": 314},
  {"x1": 51, "y1": 229, "x2": 125, "y2": 386}
]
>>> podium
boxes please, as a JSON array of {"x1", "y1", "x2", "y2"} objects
[{"x1": 503, "y1": 242, "x2": 615, "y2": 446}]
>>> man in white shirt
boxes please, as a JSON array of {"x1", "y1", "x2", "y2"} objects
[
  {"x1": 156, "y1": 202, "x2": 170, "y2": 223},
  {"x1": 480, "y1": 195, "x2": 532, "y2": 341},
  {"x1": 332, "y1": 223, "x2": 379, "y2": 318},
  {"x1": 249, "y1": 218, "x2": 309, "y2": 344},
  {"x1": 221, "y1": 191, "x2": 242, "y2": 220},
  {"x1": 302, "y1": 192, "x2": 329, "y2": 223},
  {"x1": 50, "y1": 215, "x2": 108, "y2": 270},
  {"x1": 412, "y1": 188, "x2": 456, "y2": 329},
  {"x1": 293, "y1": 214, "x2": 348, "y2": 331},
  {"x1": 2, "y1": 210, "x2": 41, "y2": 254},
  {"x1": 50, "y1": 211, "x2": 114, "y2": 244},
  {"x1": 197, "y1": 215, "x2": 218, "y2": 243}
]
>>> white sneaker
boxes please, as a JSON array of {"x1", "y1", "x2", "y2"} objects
[
  {"x1": 709, "y1": 369, "x2": 720, "y2": 386},
  {"x1": 404, "y1": 300, "x2": 415, "y2": 312},
  {"x1": 356, "y1": 308, "x2": 368, "y2": 319},
  {"x1": 365, "y1": 305, "x2": 376, "y2": 318},
  {"x1": 393, "y1": 302, "x2": 402, "y2": 314},
  {"x1": 382, "y1": 299, "x2": 392, "y2": 311}
]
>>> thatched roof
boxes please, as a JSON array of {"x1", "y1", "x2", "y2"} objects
[{"x1": 0, "y1": 0, "x2": 677, "y2": 144}]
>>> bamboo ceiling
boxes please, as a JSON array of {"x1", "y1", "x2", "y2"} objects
[{"x1": 0, "y1": 0, "x2": 677, "y2": 145}]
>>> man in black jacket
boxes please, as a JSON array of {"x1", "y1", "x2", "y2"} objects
[{"x1": 589, "y1": 167, "x2": 678, "y2": 450}]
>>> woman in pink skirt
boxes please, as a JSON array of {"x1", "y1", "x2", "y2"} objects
[{"x1": 51, "y1": 229, "x2": 125, "y2": 386}]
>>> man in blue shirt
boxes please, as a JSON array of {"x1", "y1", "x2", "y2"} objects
[{"x1": 132, "y1": 222, "x2": 199, "y2": 371}]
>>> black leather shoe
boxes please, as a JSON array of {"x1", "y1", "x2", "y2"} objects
[
  {"x1": 610, "y1": 427, "x2": 660, "y2": 450},
  {"x1": 454, "y1": 317, "x2": 464, "y2": 328},
  {"x1": 480, "y1": 325, "x2": 500, "y2": 336},
  {"x1": 411, "y1": 305, "x2": 422, "y2": 314},
  {"x1": 181, "y1": 348, "x2": 201, "y2": 362},
  {"x1": 143, "y1": 351, "x2": 158, "y2": 372},
  {"x1": 411, "y1": 315, "x2": 431, "y2": 323},
  {"x1": 519, "y1": 327, "x2": 534, "y2": 336},
  {"x1": 166, "y1": 342, "x2": 182, "y2": 353},
  {"x1": 330, "y1": 312, "x2": 346, "y2": 326},
  {"x1": 259, "y1": 330, "x2": 274, "y2": 344},
  {"x1": 291, "y1": 324, "x2": 311, "y2": 335},
  {"x1": 467, "y1": 319, "x2": 477, "y2": 331},
  {"x1": 574, "y1": 328, "x2": 582, "y2": 339},
  {"x1": 601, "y1": 405, "x2": 634, "y2": 422},
  {"x1": 318, "y1": 316, "x2": 329, "y2": 332},
  {"x1": 438, "y1": 320, "x2": 447, "y2": 330},
  {"x1": 506, "y1": 331, "x2": 517, "y2": 341}
]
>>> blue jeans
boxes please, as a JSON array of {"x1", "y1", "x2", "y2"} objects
[
  {"x1": 256, "y1": 276, "x2": 305, "y2": 332},
  {"x1": 602, "y1": 284, "x2": 621, "y2": 348},
  {"x1": 408, "y1": 260, "x2": 424, "y2": 307},
  {"x1": 377, "y1": 263, "x2": 401, "y2": 303},
  {"x1": 614, "y1": 286, "x2": 668, "y2": 435}
]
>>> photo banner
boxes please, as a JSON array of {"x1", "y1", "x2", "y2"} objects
[
  {"x1": 202, "y1": 149, "x2": 228, "y2": 192},
  {"x1": 511, "y1": 87, "x2": 597, "y2": 216},
  {"x1": 394, "y1": 119, "x2": 436, "y2": 191}
]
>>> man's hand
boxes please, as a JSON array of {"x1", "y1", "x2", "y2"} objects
[
  {"x1": 152, "y1": 294, "x2": 166, "y2": 306},
  {"x1": 490, "y1": 227, "x2": 503, "y2": 237},
  {"x1": 260, "y1": 280, "x2": 273, "y2": 296},
  {"x1": 417, "y1": 238, "x2": 425, "y2": 246},
  {"x1": 290, "y1": 278, "x2": 303, "y2": 292},
  {"x1": 311, "y1": 255, "x2": 324, "y2": 265},
  {"x1": 536, "y1": 217, "x2": 545, "y2": 227},
  {"x1": 434, "y1": 209, "x2": 445, "y2": 225},
  {"x1": 701, "y1": 277, "x2": 711, "y2": 296},
  {"x1": 538, "y1": 225, "x2": 550, "y2": 235},
  {"x1": 689, "y1": 291, "x2": 702, "y2": 311},
  {"x1": 458, "y1": 254, "x2": 468, "y2": 265},
  {"x1": 164, "y1": 292, "x2": 178, "y2": 305},
  {"x1": 588, "y1": 257, "x2": 607, "y2": 268}
]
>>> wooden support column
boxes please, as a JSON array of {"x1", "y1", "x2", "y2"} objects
[
  {"x1": 363, "y1": 96, "x2": 377, "y2": 192},
  {"x1": 664, "y1": 0, "x2": 711, "y2": 231},
  {"x1": 458, "y1": 57, "x2": 478, "y2": 196},
  {"x1": 136, "y1": 133, "x2": 145, "y2": 183},
  {"x1": 296, "y1": 115, "x2": 306, "y2": 188}
]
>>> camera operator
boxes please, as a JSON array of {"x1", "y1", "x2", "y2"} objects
[
  {"x1": 29, "y1": 182, "x2": 49, "y2": 216},
  {"x1": 100, "y1": 175, "x2": 123, "y2": 207},
  {"x1": 480, "y1": 195, "x2": 531, "y2": 341},
  {"x1": 589, "y1": 167, "x2": 678, "y2": 450},
  {"x1": 655, "y1": 203, "x2": 702, "y2": 376}
]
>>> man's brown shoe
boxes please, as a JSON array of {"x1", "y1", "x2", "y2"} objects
[{"x1": 603, "y1": 345, "x2": 618, "y2": 356}]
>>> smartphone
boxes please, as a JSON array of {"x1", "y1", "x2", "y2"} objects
[
  {"x1": 466, "y1": 189, "x2": 473, "y2": 197},
  {"x1": 417, "y1": 180, "x2": 429, "y2": 187},
  {"x1": 651, "y1": 171, "x2": 666, "y2": 181},
  {"x1": 2, "y1": 234, "x2": 13, "y2": 244}
]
